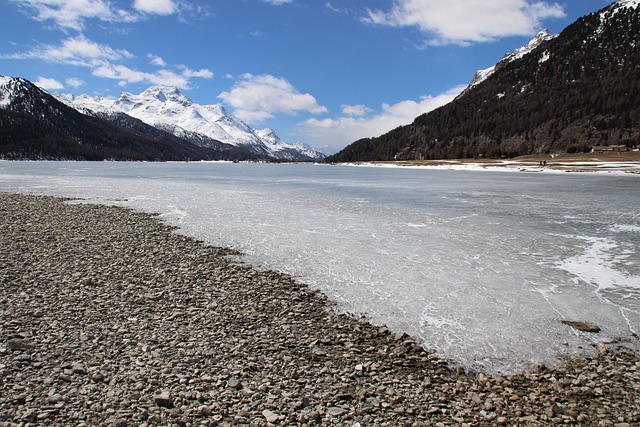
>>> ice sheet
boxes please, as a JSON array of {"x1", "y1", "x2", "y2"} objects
[{"x1": 1, "y1": 161, "x2": 638, "y2": 374}]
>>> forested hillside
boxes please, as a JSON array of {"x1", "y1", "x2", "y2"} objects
[{"x1": 327, "y1": 1, "x2": 640, "y2": 162}]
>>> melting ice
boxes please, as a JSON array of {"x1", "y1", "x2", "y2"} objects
[{"x1": 1, "y1": 161, "x2": 638, "y2": 375}]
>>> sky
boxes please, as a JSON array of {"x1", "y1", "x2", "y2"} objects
[{"x1": 0, "y1": 0, "x2": 616, "y2": 154}]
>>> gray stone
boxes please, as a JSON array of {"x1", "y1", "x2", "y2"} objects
[
  {"x1": 153, "y1": 391, "x2": 173, "y2": 408},
  {"x1": 8, "y1": 339, "x2": 35, "y2": 351},
  {"x1": 326, "y1": 407, "x2": 347, "y2": 417},
  {"x1": 262, "y1": 409, "x2": 279, "y2": 423}
]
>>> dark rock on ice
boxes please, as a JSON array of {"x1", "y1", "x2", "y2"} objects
[{"x1": 561, "y1": 320, "x2": 601, "y2": 333}]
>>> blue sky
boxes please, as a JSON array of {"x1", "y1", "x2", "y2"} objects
[{"x1": 0, "y1": 0, "x2": 615, "y2": 153}]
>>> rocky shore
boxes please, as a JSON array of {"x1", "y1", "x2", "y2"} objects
[{"x1": 1, "y1": 193, "x2": 639, "y2": 426}]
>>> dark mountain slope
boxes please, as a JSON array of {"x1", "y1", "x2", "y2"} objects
[
  {"x1": 327, "y1": 1, "x2": 640, "y2": 162},
  {"x1": 0, "y1": 77, "x2": 258, "y2": 161}
]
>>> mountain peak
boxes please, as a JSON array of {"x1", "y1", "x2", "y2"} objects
[
  {"x1": 463, "y1": 29, "x2": 556, "y2": 93},
  {"x1": 140, "y1": 85, "x2": 191, "y2": 106},
  {"x1": 52, "y1": 83, "x2": 325, "y2": 161},
  {"x1": 256, "y1": 127, "x2": 277, "y2": 138},
  {"x1": 601, "y1": 0, "x2": 640, "y2": 21},
  {"x1": 614, "y1": 0, "x2": 639, "y2": 9},
  {"x1": 498, "y1": 29, "x2": 556, "y2": 64},
  {"x1": 142, "y1": 85, "x2": 182, "y2": 97},
  {"x1": 532, "y1": 29, "x2": 553, "y2": 42},
  {"x1": 0, "y1": 75, "x2": 47, "y2": 109}
]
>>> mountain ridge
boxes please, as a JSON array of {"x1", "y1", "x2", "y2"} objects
[
  {"x1": 460, "y1": 29, "x2": 557, "y2": 97},
  {"x1": 0, "y1": 76, "x2": 258, "y2": 161},
  {"x1": 1, "y1": 76, "x2": 324, "y2": 161},
  {"x1": 56, "y1": 86, "x2": 325, "y2": 161}
]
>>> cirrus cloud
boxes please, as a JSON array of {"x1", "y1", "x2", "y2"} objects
[
  {"x1": 10, "y1": 0, "x2": 135, "y2": 31},
  {"x1": 4, "y1": 35, "x2": 134, "y2": 67},
  {"x1": 2, "y1": 35, "x2": 213, "y2": 90},
  {"x1": 364, "y1": 0, "x2": 565, "y2": 46},
  {"x1": 10, "y1": 0, "x2": 194, "y2": 31},
  {"x1": 218, "y1": 74, "x2": 327, "y2": 123},
  {"x1": 261, "y1": 0, "x2": 293, "y2": 5}
]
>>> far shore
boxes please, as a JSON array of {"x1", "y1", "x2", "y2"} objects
[{"x1": 343, "y1": 151, "x2": 640, "y2": 174}]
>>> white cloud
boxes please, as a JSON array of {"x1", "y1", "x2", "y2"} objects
[
  {"x1": 4, "y1": 35, "x2": 213, "y2": 89},
  {"x1": 178, "y1": 65, "x2": 213, "y2": 79},
  {"x1": 148, "y1": 54, "x2": 167, "y2": 67},
  {"x1": 4, "y1": 36, "x2": 133, "y2": 67},
  {"x1": 299, "y1": 85, "x2": 466, "y2": 154},
  {"x1": 326, "y1": 2, "x2": 348, "y2": 14},
  {"x1": 92, "y1": 64, "x2": 193, "y2": 88},
  {"x1": 10, "y1": 0, "x2": 135, "y2": 31},
  {"x1": 364, "y1": 0, "x2": 565, "y2": 45},
  {"x1": 133, "y1": 0, "x2": 177, "y2": 15},
  {"x1": 341, "y1": 104, "x2": 371, "y2": 117},
  {"x1": 218, "y1": 74, "x2": 327, "y2": 123},
  {"x1": 92, "y1": 64, "x2": 147, "y2": 83},
  {"x1": 34, "y1": 76, "x2": 64, "y2": 90},
  {"x1": 261, "y1": 0, "x2": 293, "y2": 5},
  {"x1": 65, "y1": 77, "x2": 85, "y2": 87},
  {"x1": 11, "y1": 0, "x2": 196, "y2": 30}
]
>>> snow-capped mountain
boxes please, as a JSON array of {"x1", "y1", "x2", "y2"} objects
[
  {"x1": 461, "y1": 0, "x2": 639, "y2": 95},
  {"x1": 56, "y1": 86, "x2": 325, "y2": 161},
  {"x1": 255, "y1": 128, "x2": 326, "y2": 160},
  {"x1": 328, "y1": 0, "x2": 640, "y2": 162},
  {"x1": 602, "y1": 0, "x2": 640, "y2": 16},
  {"x1": 464, "y1": 29, "x2": 557, "y2": 92},
  {"x1": 0, "y1": 75, "x2": 16, "y2": 107},
  {"x1": 1, "y1": 75, "x2": 66, "y2": 114},
  {"x1": 1, "y1": 75, "x2": 252, "y2": 161}
]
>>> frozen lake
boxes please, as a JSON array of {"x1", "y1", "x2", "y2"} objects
[{"x1": 1, "y1": 161, "x2": 639, "y2": 374}]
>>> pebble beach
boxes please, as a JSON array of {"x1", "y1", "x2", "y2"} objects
[{"x1": 1, "y1": 193, "x2": 639, "y2": 426}]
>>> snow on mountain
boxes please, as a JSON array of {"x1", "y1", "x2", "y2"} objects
[
  {"x1": 464, "y1": 29, "x2": 557, "y2": 92},
  {"x1": 501, "y1": 29, "x2": 556, "y2": 63},
  {"x1": 55, "y1": 92, "x2": 116, "y2": 115},
  {"x1": 2, "y1": 75, "x2": 70, "y2": 118},
  {"x1": 466, "y1": 66, "x2": 497, "y2": 91},
  {"x1": 597, "y1": 0, "x2": 640, "y2": 33},
  {"x1": 610, "y1": 0, "x2": 640, "y2": 12},
  {"x1": 0, "y1": 77, "x2": 13, "y2": 107},
  {"x1": 0, "y1": 76, "x2": 29, "y2": 108},
  {"x1": 56, "y1": 86, "x2": 324, "y2": 161},
  {"x1": 256, "y1": 127, "x2": 291, "y2": 153},
  {"x1": 255, "y1": 128, "x2": 326, "y2": 160}
]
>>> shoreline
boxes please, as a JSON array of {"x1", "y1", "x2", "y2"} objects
[
  {"x1": 1, "y1": 193, "x2": 639, "y2": 425},
  {"x1": 339, "y1": 152, "x2": 640, "y2": 174}
]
